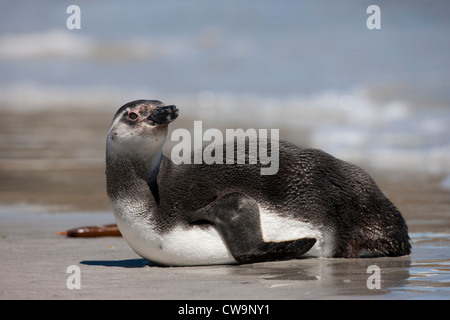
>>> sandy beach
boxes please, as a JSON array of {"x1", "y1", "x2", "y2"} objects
[{"x1": 0, "y1": 201, "x2": 449, "y2": 300}]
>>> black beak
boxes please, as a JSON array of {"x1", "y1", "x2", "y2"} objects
[{"x1": 148, "y1": 105, "x2": 179, "y2": 124}]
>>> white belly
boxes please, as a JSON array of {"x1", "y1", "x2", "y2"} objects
[
  {"x1": 115, "y1": 206, "x2": 333, "y2": 266},
  {"x1": 259, "y1": 206, "x2": 334, "y2": 257},
  {"x1": 115, "y1": 214, "x2": 237, "y2": 266}
]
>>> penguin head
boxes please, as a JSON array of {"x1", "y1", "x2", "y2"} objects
[{"x1": 107, "y1": 100, "x2": 178, "y2": 158}]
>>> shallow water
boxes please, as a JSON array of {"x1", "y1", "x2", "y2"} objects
[{"x1": 402, "y1": 233, "x2": 450, "y2": 298}]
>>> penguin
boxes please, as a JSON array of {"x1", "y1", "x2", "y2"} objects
[{"x1": 105, "y1": 99, "x2": 410, "y2": 266}]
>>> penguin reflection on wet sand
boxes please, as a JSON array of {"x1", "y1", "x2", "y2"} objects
[{"x1": 105, "y1": 99, "x2": 411, "y2": 266}]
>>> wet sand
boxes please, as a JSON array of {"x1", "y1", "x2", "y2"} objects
[
  {"x1": 1, "y1": 109, "x2": 449, "y2": 300},
  {"x1": 1, "y1": 206, "x2": 449, "y2": 300}
]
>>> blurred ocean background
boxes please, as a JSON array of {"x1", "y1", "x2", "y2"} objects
[{"x1": 0, "y1": 0, "x2": 449, "y2": 190}]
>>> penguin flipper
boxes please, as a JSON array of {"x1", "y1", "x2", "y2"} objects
[
  {"x1": 188, "y1": 193, "x2": 316, "y2": 264},
  {"x1": 234, "y1": 238, "x2": 316, "y2": 264}
]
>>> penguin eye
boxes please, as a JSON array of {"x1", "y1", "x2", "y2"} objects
[{"x1": 128, "y1": 112, "x2": 139, "y2": 121}]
